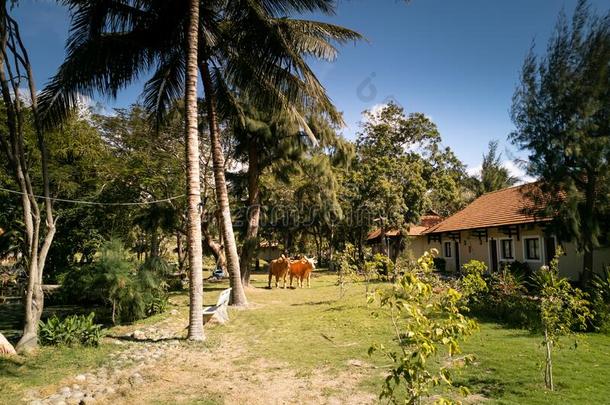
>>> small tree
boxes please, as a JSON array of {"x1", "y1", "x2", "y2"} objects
[
  {"x1": 369, "y1": 250, "x2": 477, "y2": 404},
  {"x1": 531, "y1": 247, "x2": 592, "y2": 390},
  {"x1": 334, "y1": 243, "x2": 359, "y2": 298}
]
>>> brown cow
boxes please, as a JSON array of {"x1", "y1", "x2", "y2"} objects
[
  {"x1": 289, "y1": 257, "x2": 315, "y2": 288},
  {"x1": 268, "y1": 255, "x2": 290, "y2": 289}
]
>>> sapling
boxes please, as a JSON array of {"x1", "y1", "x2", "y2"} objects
[
  {"x1": 369, "y1": 249, "x2": 477, "y2": 404},
  {"x1": 531, "y1": 247, "x2": 592, "y2": 390}
]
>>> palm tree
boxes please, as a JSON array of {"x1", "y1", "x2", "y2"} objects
[
  {"x1": 469, "y1": 140, "x2": 519, "y2": 196},
  {"x1": 38, "y1": 1, "x2": 360, "y2": 307},
  {"x1": 184, "y1": 0, "x2": 205, "y2": 339}
]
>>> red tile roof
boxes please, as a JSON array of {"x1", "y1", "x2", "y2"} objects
[
  {"x1": 424, "y1": 183, "x2": 550, "y2": 234},
  {"x1": 366, "y1": 214, "x2": 444, "y2": 240}
]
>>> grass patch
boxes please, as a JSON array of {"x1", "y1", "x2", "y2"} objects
[
  {"x1": 0, "y1": 344, "x2": 118, "y2": 403},
  {"x1": 2, "y1": 271, "x2": 609, "y2": 404}
]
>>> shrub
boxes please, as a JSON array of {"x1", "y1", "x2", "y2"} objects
[
  {"x1": 333, "y1": 244, "x2": 359, "y2": 298},
  {"x1": 460, "y1": 260, "x2": 488, "y2": 303},
  {"x1": 500, "y1": 260, "x2": 531, "y2": 281},
  {"x1": 364, "y1": 253, "x2": 394, "y2": 281},
  {"x1": 39, "y1": 312, "x2": 103, "y2": 347},
  {"x1": 590, "y1": 266, "x2": 610, "y2": 332},
  {"x1": 470, "y1": 268, "x2": 536, "y2": 328},
  {"x1": 57, "y1": 239, "x2": 169, "y2": 324}
]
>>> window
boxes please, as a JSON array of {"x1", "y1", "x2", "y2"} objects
[
  {"x1": 444, "y1": 242, "x2": 452, "y2": 257},
  {"x1": 525, "y1": 237, "x2": 541, "y2": 261},
  {"x1": 501, "y1": 239, "x2": 514, "y2": 260}
]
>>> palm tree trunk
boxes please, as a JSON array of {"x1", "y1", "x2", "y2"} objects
[
  {"x1": 185, "y1": 0, "x2": 204, "y2": 341},
  {"x1": 200, "y1": 62, "x2": 248, "y2": 306},
  {"x1": 239, "y1": 142, "x2": 261, "y2": 286}
]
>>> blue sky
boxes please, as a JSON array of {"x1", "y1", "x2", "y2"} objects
[{"x1": 12, "y1": 0, "x2": 609, "y2": 176}]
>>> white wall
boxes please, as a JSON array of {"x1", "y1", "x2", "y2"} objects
[{"x1": 408, "y1": 224, "x2": 610, "y2": 280}]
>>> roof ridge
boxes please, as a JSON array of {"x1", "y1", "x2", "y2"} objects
[{"x1": 478, "y1": 182, "x2": 533, "y2": 197}]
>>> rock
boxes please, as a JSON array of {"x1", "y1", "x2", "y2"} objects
[
  {"x1": 132, "y1": 330, "x2": 146, "y2": 340},
  {"x1": 58, "y1": 387, "x2": 72, "y2": 396},
  {"x1": 75, "y1": 374, "x2": 87, "y2": 382},
  {"x1": 28, "y1": 401, "x2": 44, "y2": 405},
  {"x1": 170, "y1": 309, "x2": 179, "y2": 315},
  {"x1": 81, "y1": 396, "x2": 97, "y2": 405},
  {"x1": 347, "y1": 359, "x2": 366, "y2": 367}
]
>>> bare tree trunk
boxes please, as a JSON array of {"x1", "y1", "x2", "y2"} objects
[
  {"x1": 0, "y1": 10, "x2": 56, "y2": 353},
  {"x1": 202, "y1": 217, "x2": 227, "y2": 273},
  {"x1": 239, "y1": 142, "x2": 261, "y2": 286},
  {"x1": 185, "y1": 0, "x2": 204, "y2": 341},
  {"x1": 200, "y1": 62, "x2": 247, "y2": 307}
]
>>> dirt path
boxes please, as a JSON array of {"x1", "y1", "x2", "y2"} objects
[{"x1": 24, "y1": 298, "x2": 376, "y2": 405}]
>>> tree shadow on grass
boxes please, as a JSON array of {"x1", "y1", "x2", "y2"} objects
[
  {"x1": 290, "y1": 300, "x2": 334, "y2": 307},
  {"x1": 104, "y1": 334, "x2": 185, "y2": 344},
  {"x1": 455, "y1": 375, "x2": 510, "y2": 399}
]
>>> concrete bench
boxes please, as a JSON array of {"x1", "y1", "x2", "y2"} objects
[{"x1": 202, "y1": 287, "x2": 231, "y2": 324}]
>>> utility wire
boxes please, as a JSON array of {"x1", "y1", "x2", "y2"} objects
[{"x1": 0, "y1": 186, "x2": 185, "y2": 206}]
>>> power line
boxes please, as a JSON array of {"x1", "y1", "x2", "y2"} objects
[{"x1": 0, "y1": 186, "x2": 185, "y2": 206}]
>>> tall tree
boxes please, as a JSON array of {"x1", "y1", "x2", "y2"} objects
[
  {"x1": 468, "y1": 140, "x2": 519, "y2": 197},
  {"x1": 511, "y1": 0, "x2": 610, "y2": 285},
  {"x1": 38, "y1": 0, "x2": 360, "y2": 305},
  {"x1": 0, "y1": 5, "x2": 56, "y2": 352},
  {"x1": 347, "y1": 102, "x2": 466, "y2": 257},
  {"x1": 184, "y1": 0, "x2": 205, "y2": 340}
]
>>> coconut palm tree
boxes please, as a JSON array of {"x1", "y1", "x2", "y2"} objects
[
  {"x1": 38, "y1": 1, "x2": 360, "y2": 308},
  {"x1": 184, "y1": 0, "x2": 205, "y2": 340}
]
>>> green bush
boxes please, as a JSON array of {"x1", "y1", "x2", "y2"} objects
[
  {"x1": 364, "y1": 253, "x2": 394, "y2": 281},
  {"x1": 460, "y1": 260, "x2": 488, "y2": 303},
  {"x1": 470, "y1": 268, "x2": 536, "y2": 328},
  {"x1": 591, "y1": 266, "x2": 610, "y2": 333},
  {"x1": 500, "y1": 260, "x2": 531, "y2": 281},
  {"x1": 39, "y1": 312, "x2": 103, "y2": 347},
  {"x1": 57, "y1": 239, "x2": 169, "y2": 324}
]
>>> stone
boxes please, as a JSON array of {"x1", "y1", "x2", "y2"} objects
[
  {"x1": 58, "y1": 387, "x2": 71, "y2": 396},
  {"x1": 81, "y1": 396, "x2": 97, "y2": 405},
  {"x1": 132, "y1": 330, "x2": 146, "y2": 340},
  {"x1": 75, "y1": 374, "x2": 87, "y2": 382}
]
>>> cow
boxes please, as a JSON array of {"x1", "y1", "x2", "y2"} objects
[
  {"x1": 268, "y1": 255, "x2": 290, "y2": 289},
  {"x1": 289, "y1": 256, "x2": 315, "y2": 288}
]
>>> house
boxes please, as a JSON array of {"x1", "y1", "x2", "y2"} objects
[
  {"x1": 417, "y1": 184, "x2": 610, "y2": 280},
  {"x1": 366, "y1": 212, "x2": 444, "y2": 262}
]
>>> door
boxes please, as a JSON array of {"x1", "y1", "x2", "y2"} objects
[
  {"x1": 454, "y1": 241, "x2": 460, "y2": 272},
  {"x1": 544, "y1": 237, "x2": 556, "y2": 265},
  {"x1": 490, "y1": 239, "x2": 498, "y2": 272}
]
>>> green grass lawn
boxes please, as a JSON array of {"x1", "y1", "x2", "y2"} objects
[
  {"x1": 2, "y1": 270, "x2": 609, "y2": 404},
  {"x1": 215, "y1": 271, "x2": 610, "y2": 404}
]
